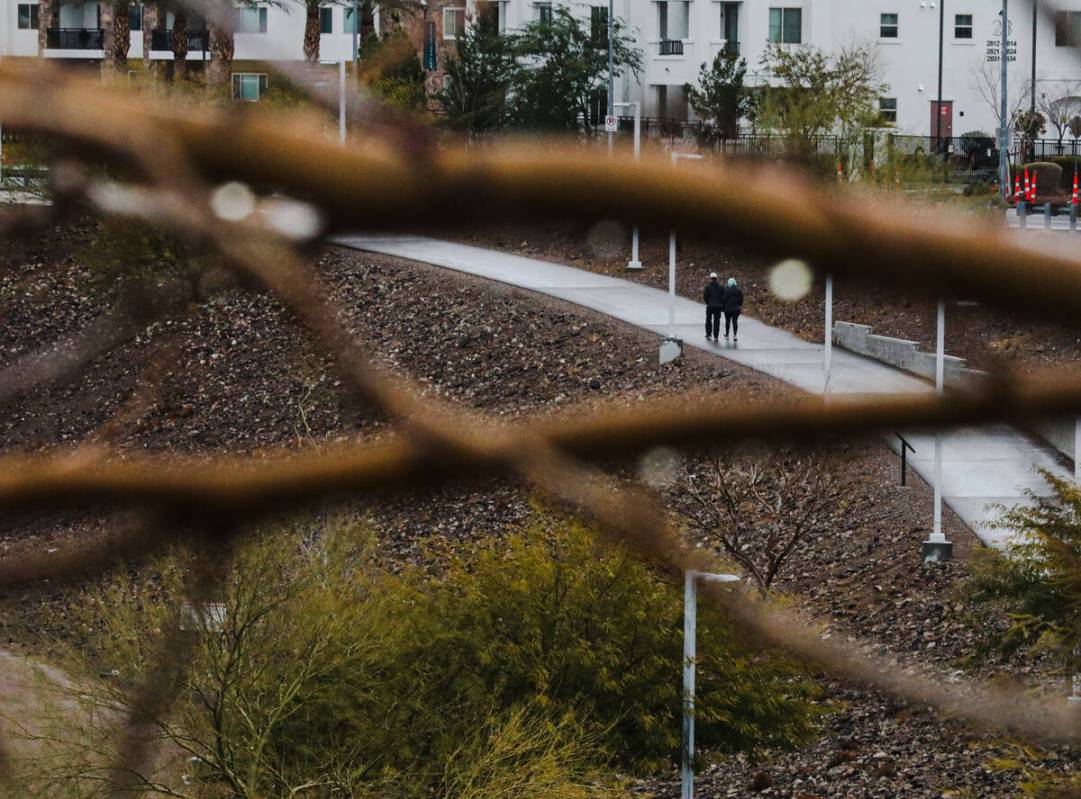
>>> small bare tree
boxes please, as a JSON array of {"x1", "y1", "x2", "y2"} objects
[
  {"x1": 669, "y1": 453, "x2": 847, "y2": 597},
  {"x1": 1037, "y1": 84, "x2": 1081, "y2": 153},
  {"x1": 972, "y1": 62, "x2": 1027, "y2": 142}
]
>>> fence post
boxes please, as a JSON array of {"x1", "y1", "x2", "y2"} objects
[
  {"x1": 1019, "y1": 201, "x2": 1027, "y2": 228},
  {"x1": 1045, "y1": 202, "x2": 1053, "y2": 230}
]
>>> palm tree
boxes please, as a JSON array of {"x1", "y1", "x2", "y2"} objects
[
  {"x1": 102, "y1": 0, "x2": 131, "y2": 72},
  {"x1": 300, "y1": 0, "x2": 415, "y2": 64}
]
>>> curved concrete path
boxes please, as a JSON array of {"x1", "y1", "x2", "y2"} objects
[{"x1": 333, "y1": 234, "x2": 1071, "y2": 549}]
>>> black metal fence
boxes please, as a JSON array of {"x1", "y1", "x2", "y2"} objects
[
  {"x1": 150, "y1": 29, "x2": 210, "y2": 52},
  {"x1": 45, "y1": 28, "x2": 104, "y2": 50}
]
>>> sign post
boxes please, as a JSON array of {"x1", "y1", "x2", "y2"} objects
[
  {"x1": 604, "y1": 114, "x2": 619, "y2": 134},
  {"x1": 613, "y1": 101, "x2": 643, "y2": 270}
]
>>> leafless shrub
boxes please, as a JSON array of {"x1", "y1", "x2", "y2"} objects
[{"x1": 669, "y1": 452, "x2": 849, "y2": 597}]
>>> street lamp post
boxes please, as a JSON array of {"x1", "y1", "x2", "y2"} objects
[
  {"x1": 682, "y1": 570, "x2": 740, "y2": 799},
  {"x1": 922, "y1": 299, "x2": 953, "y2": 562},
  {"x1": 659, "y1": 151, "x2": 701, "y2": 365},
  {"x1": 824, "y1": 273, "x2": 833, "y2": 391},
  {"x1": 614, "y1": 100, "x2": 643, "y2": 270},
  {"x1": 999, "y1": 0, "x2": 1010, "y2": 201},
  {"x1": 339, "y1": 60, "x2": 347, "y2": 144}
]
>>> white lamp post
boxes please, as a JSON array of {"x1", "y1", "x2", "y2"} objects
[
  {"x1": 659, "y1": 152, "x2": 702, "y2": 364},
  {"x1": 824, "y1": 273, "x2": 833, "y2": 391},
  {"x1": 682, "y1": 570, "x2": 740, "y2": 799},
  {"x1": 613, "y1": 100, "x2": 643, "y2": 270},
  {"x1": 922, "y1": 299, "x2": 953, "y2": 562}
]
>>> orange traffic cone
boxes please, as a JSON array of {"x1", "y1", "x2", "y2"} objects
[
  {"x1": 1014, "y1": 172, "x2": 1021, "y2": 203},
  {"x1": 1073, "y1": 168, "x2": 1079, "y2": 206},
  {"x1": 1023, "y1": 167, "x2": 1031, "y2": 202},
  {"x1": 1030, "y1": 168, "x2": 1038, "y2": 202},
  {"x1": 836, "y1": 160, "x2": 844, "y2": 182}
]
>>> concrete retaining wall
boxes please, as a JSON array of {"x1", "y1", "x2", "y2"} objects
[{"x1": 833, "y1": 320, "x2": 1077, "y2": 464}]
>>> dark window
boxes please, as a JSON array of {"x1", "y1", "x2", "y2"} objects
[
  {"x1": 590, "y1": 5, "x2": 608, "y2": 39},
  {"x1": 320, "y1": 6, "x2": 332, "y2": 33},
  {"x1": 768, "y1": 7, "x2": 801, "y2": 44},
  {"x1": 880, "y1": 12, "x2": 898, "y2": 38},
  {"x1": 879, "y1": 97, "x2": 897, "y2": 123},
  {"x1": 954, "y1": 13, "x2": 973, "y2": 39},
  {"x1": 17, "y1": 3, "x2": 39, "y2": 29},
  {"x1": 1056, "y1": 11, "x2": 1081, "y2": 46},
  {"x1": 129, "y1": 4, "x2": 142, "y2": 31}
]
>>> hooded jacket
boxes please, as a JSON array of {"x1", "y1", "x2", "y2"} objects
[{"x1": 723, "y1": 284, "x2": 744, "y2": 313}]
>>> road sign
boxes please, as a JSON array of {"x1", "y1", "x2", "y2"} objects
[{"x1": 604, "y1": 115, "x2": 618, "y2": 133}]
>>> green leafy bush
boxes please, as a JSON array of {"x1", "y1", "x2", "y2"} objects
[
  {"x1": 963, "y1": 471, "x2": 1081, "y2": 659},
  {"x1": 22, "y1": 516, "x2": 822, "y2": 796}
]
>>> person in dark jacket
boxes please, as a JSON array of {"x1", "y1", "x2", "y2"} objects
[
  {"x1": 723, "y1": 277, "x2": 743, "y2": 340},
  {"x1": 703, "y1": 272, "x2": 725, "y2": 340}
]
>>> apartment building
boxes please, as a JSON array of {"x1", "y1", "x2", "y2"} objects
[{"x1": 3, "y1": 0, "x2": 1081, "y2": 135}]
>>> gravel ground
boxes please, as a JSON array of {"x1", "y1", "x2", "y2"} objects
[
  {"x1": 457, "y1": 222, "x2": 1081, "y2": 374},
  {"x1": 1, "y1": 220, "x2": 1077, "y2": 796}
]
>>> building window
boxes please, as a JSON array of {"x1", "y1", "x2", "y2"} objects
[
  {"x1": 319, "y1": 6, "x2": 333, "y2": 33},
  {"x1": 954, "y1": 13, "x2": 973, "y2": 39},
  {"x1": 879, "y1": 97, "x2": 897, "y2": 123},
  {"x1": 590, "y1": 5, "x2": 608, "y2": 39},
  {"x1": 128, "y1": 4, "x2": 141, "y2": 30},
  {"x1": 534, "y1": 2, "x2": 551, "y2": 25},
  {"x1": 17, "y1": 3, "x2": 39, "y2": 29},
  {"x1": 443, "y1": 6, "x2": 465, "y2": 38},
  {"x1": 880, "y1": 12, "x2": 898, "y2": 38},
  {"x1": 232, "y1": 72, "x2": 268, "y2": 101},
  {"x1": 1056, "y1": 11, "x2": 1081, "y2": 46},
  {"x1": 768, "y1": 7, "x2": 801, "y2": 44},
  {"x1": 237, "y1": 6, "x2": 268, "y2": 33},
  {"x1": 658, "y1": 1, "x2": 689, "y2": 40},
  {"x1": 343, "y1": 7, "x2": 357, "y2": 32}
]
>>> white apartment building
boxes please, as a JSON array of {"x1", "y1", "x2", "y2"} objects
[{"x1": 3, "y1": 0, "x2": 1081, "y2": 136}]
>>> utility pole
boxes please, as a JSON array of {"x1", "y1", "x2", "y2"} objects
[
  {"x1": 999, "y1": 0, "x2": 1010, "y2": 201},
  {"x1": 937, "y1": 0, "x2": 946, "y2": 177},
  {"x1": 339, "y1": 60, "x2": 346, "y2": 144},
  {"x1": 1031, "y1": 0, "x2": 1037, "y2": 117},
  {"x1": 824, "y1": 274, "x2": 833, "y2": 392},
  {"x1": 607, "y1": 0, "x2": 614, "y2": 154}
]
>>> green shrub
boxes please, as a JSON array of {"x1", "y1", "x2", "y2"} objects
[
  {"x1": 22, "y1": 516, "x2": 822, "y2": 796},
  {"x1": 1048, "y1": 157, "x2": 1081, "y2": 191},
  {"x1": 963, "y1": 471, "x2": 1081, "y2": 659},
  {"x1": 1023, "y1": 162, "x2": 1064, "y2": 196}
]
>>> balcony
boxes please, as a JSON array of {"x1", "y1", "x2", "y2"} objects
[
  {"x1": 658, "y1": 39, "x2": 684, "y2": 55},
  {"x1": 149, "y1": 29, "x2": 210, "y2": 52},
  {"x1": 45, "y1": 28, "x2": 104, "y2": 49}
]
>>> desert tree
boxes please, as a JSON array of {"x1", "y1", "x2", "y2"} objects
[
  {"x1": 511, "y1": 5, "x2": 641, "y2": 135},
  {"x1": 685, "y1": 47, "x2": 751, "y2": 142},
  {"x1": 757, "y1": 42, "x2": 886, "y2": 156},
  {"x1": 668, "y1": 452, "x2": 848, "y2": 597},
  {"x1": 971, "y1": 61, "x2": 1028, "y2": 151},
  {"x1": 437, "y1": 7, "x2": 517, "y2": 135}
]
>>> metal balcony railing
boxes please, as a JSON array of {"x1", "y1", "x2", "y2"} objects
[
  {"x1": 658, "y1": 39, "x2": 684, "y2": 55},
  {"x1": 150, "y1": 29, "x2": 210, "y2": 51},
  {"x1": 45, "y1": 28, "x2": 104, "y2": 49}
]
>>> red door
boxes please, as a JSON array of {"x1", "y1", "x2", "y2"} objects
[{"x1": 930, "y1": 101, "x2": 953, "y2": 139}]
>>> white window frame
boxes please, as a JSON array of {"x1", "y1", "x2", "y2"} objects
[
  {"x1": 954, "y1": 13, "x2": 973, "y2": 40},
  {"x1": 232, "y1": 72, "x2": 267, "y2": 101},
  {"x1": 236, "y1": 5, "x2": 268, "y2": 33},
  {"x1": 443, "y1": 6, "x2": 465, "y2": 39},
  {"x1": 768, "y1": 7, "x2": 801, "y2": 44},
  {"x1": 879, "y1": 97, "x2": 897, "y2": 123},
  {"x1": 17, "y1": 2, "x2": 39, "y2": 30},
  {"x1": 879, "y1": 12, "x2": 898, "y2": 40},
  {"x1": 533, "y1": 1, "x2": 552, "y2": 25}
]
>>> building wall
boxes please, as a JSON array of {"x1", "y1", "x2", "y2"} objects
[{"x1": 4, "y1": 0, "x2": 1081, "y2": 136}]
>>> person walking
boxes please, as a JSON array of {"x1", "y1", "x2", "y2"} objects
[
  {"x1": 703, "y1": 272, "x2": 725, "y2": 341},
  {"x1": 723, "y1": 277, "x2": 743, "y2": 341}
]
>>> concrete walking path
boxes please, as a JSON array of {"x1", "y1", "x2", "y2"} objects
[{"x1": 333, "y1": 234, "x2": 1072, "y2": 549}]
